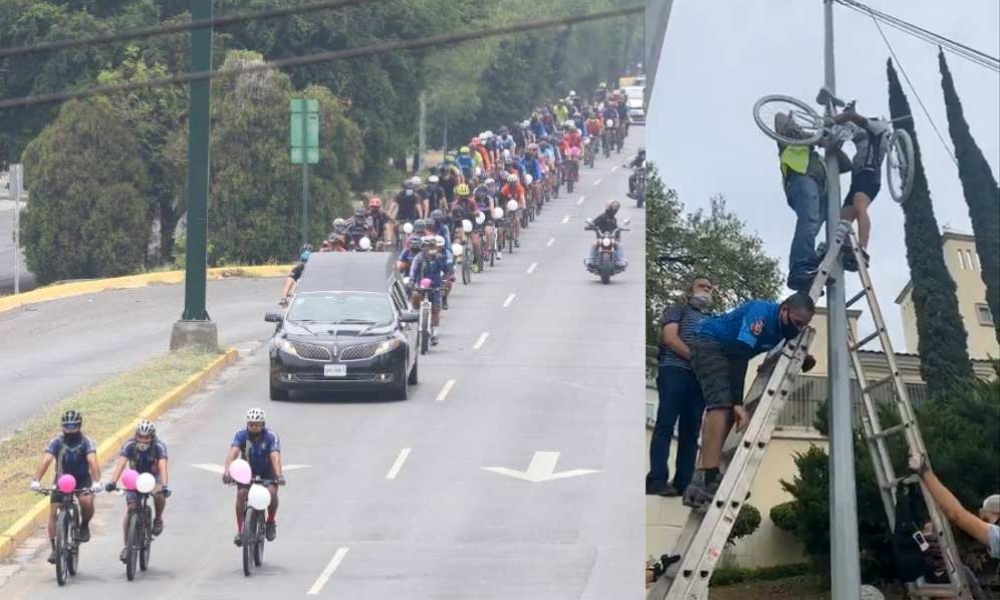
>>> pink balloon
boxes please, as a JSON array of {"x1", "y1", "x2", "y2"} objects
[
  {"x1": 229, "y1": 459, "x2": 252, "y2": 485},
  {"x1": 57, "y1": 474, "x2": 77, "y2": 494},
  {"x1": 420, "y1": 278, "x2": 432, "y2": 290},
  {"x1": 121, "y1": 469, "x2": 139, "y2": 491}
]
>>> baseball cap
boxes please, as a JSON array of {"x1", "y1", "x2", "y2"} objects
[{"x1": 981, "y1": 494, "x2": 1000, "y2": 519}]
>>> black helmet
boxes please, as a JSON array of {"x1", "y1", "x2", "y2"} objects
[
  {"x1": 299, "y1": 243, "x2": 314, "y2": 254},
  {"x1": 407, "y1": 235, "x2": 422, "y2": 250},
  {"x1": 413, "y1": 219, "x2": 427, "y2": 231},
  {"x1": 354, "y1": 207, "x2": 367, "y2": 218},
  {"x1": 430, "y1": 209, "x2": 444, "y2": 223},
  {"x1": 61, "y1": 410, "x2": 82, "y2": 428}
]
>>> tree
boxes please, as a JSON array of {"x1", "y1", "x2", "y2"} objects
[
  {"x1": 645, "y1": 164, "x2": 782, "y2": 346},
  {"x1": 938, "y1": 52, "x2": 1000, "y2": 344},
  {"x1": 887, "y1": 59, "x2": 975, "y2": 397},
  {"x1": 19, "y1": 99, "x2": 149, "y2": 283}
]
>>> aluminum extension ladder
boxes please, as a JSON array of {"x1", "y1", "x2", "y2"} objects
[{"x1": 648, "y1": 220, "x2": 972, "y2": 600}]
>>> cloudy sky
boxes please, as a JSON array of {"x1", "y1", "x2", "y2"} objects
[{"x1": 647, "y1": 0, "x2": 1000, "y2": 350}]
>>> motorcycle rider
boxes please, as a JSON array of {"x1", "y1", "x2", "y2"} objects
[
  {"x1": 627, "y1": 148, "x2": 647, "y2": 198},
  {"x1": 585, "y1": 200, "x2": 626, "y2": 269}
]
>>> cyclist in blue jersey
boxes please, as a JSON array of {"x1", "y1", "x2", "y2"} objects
[
  {"x1": 396, "y1": 235, "x2": 423, "y2": 274},
  {"x1": 682, "y1": 293, "x2": 816, "y2": 510},
  {"x1": 223, "y1": 408, "x2": 284, "y2": 546},
  {"x1": 30, "y1": 410, "x2": 104, "y2": 563},
  {"x1": 456, "y1": 146, "x2": 476, "y2": 181},
  {"x1": 423, "y1": 214, "x2": 454, "y2": 309},
  {"x1": 106, "y1": 420, "x2": 171, "y2": 562},
  {"x1": 410, "y1": 236, "x2": 448, "y2": 344}
]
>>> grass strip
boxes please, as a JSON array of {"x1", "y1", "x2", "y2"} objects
[{"x1": 0, "y1": 348, "x2": 221, "y2": 535}]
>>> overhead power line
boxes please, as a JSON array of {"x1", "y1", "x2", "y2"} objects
[
  {"x1": 834, "y1": 0, "x2": 999, "y2": 73},
  {"x1": 0, "y1": 5, "x2": 643, "y2": 110},
  {"x1": 0, "y1": 0, "x2": 382, "y2": 59}
]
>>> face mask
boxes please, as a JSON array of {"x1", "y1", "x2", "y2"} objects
[
  {"x1": 64, "y1": 432, "x2": 82, "y2": 444},
  {"x1": 406, "y1": 189, "x2": 414, "y2": 196},
  {"x1": 781, "y1": 311, "x2": 801, "y2": 340},
  {"x1": 689, "y1": 293, "x2": 712, "y2": 309}
]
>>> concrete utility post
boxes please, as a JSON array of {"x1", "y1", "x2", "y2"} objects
[
  {"x1": 644, "y1": 0, "x2": 674, "y2": 105},
  {"x1": 822, "y1": 0, "x2": 862, "y2": 596},
  {"x1": 171, "y1": 0, "x2": 218, "y2": 352},
  {"x1": 11, "y1": 163, "x2": 22, "y2": 295}
]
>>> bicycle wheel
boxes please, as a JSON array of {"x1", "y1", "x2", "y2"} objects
[
  {"x1": 752, "y1": 94, "x2": 824, "y2": 146},
  {"x1": 126, "y1": 512, "x2": 138, "y2": 581},
  {"x1": 461, "y1": 254, "x2": 471, "y2": 284},
  {"x1": 67, "y1": 508, "x2": 79, "y2": 576},
  {"x1": 242, "y1": 508, "x2": 255, "y2": 576},
  {"x1": 489, "y1": 235, "x2": 495, "y2": 268},
  {"x1": 139, "y1": 506, "x2": 152, "y2": 572},
  {"x1": 887, "y1": 129, "x2": 915, "y2": 204},
  {"x1": 419, "y1": 304, "x2": 430, "y2": 355},
  {"x1": 253, "y1": 513, "x2": 265, "y2": 567},
  {"x1": 55, "y1": 511, "x2": 68, "y2": 586},
  {"x1": 508, "y1": 229, "x2": 514, "y2": 254}
]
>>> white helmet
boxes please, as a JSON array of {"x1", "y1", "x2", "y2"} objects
[
  {"x1": 506, "y1": 199, "x2": 518, "y2": 212},
  {"x1": 246, "y1": 408, "x2": 266, "y2": 423},
  {"x1": 475, "y1": 166, "x2": 483, "y2": 177},
  {"x1": 492, "y1": 207, "x2": 504, "y2": 220},
  {"x1": 333, "y1": 217, "x2": 345, "y2": 227},
  {"x1": 410, "y1": 176, "x2": 422, "y2": 186},
  {"x1": 484, "y1": 178, "x2": 495, "y2": 186},
  {"x1": 402, "y1": 222, "x2": 414, "y2": 234},
  {"x1": 135, "y1": 420, "x2": 156, "y2": 436},
  {"x1": 475, "y1": 212, "x2": 486, "y2": 225},
  {"x1": 451, "y1": 242, "x2": 464, "y2": 257},
  {"x1": 568, "y1": 89, "x2": 576, "y2": 97},
  {"x1": 506, "y1": 173, "x2": 519, "y2": 183},
  {"x1": 358, "y1": 237, "x2": 372, "y2": 251},
  {"x1": 524, "y1": 174, "x2": 533, "y2": 186},
  {"x1": 435, "y1": 235, "x2": 445, "y2": 247},
  {"x1": 462, "y1": 219, "x2": 473, "y2": 233},
  {"x1": 427, "y1": 175, "x2": 439, "y2": 184}
]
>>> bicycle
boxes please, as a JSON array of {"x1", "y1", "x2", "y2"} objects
[
  {"x1": 458, "y1": 237, "x2": 472, "y2": 285},
  {"x1": 413, "y1": 283, "x2": 443, "y2": 355},
  {"x1": 36, "y1": 485, "x2": 97, "y2": 586},
  {"x1": 229, "y1": 476, "x2": 282, "y2": 577},
  {"x1": 109, "y1": 482, "x2": 157, "y2": 581},
  {"x1": 753, "y1": 87, "x2": 915, "y2": 203}
]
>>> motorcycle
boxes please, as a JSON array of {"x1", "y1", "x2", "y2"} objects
[
  {"x1": 584, "y1": 218, "x2": 630, "y2": 284},
  {"x1": 626, "y1": 162, "x2": 646, "y2": 208}
]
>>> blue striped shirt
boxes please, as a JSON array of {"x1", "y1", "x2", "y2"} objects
[{"x1": 657, "y1": 303, "x2": 707, "y2": 370}]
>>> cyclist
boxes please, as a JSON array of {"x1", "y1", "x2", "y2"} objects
[
  {"x1": 396, "y1": 178, "x2": 423, "y2": 224},
  {"x1": 279, "y1": 244, "x2": 313, "y2": 305},
  {"x1": 325, "y1": 233, "x2": 348, "y2": 252},
  {"x1": 472, "y1": 183, "x2": 500, "y2": 265},
  {"x1": 500, "y1": 173, "x2": 526, "y2": 248},
  {"x1": 427, "y1": 211, "x2": 455, "y2": 309},
  {"x1": 106, "y1": 420, "x2": 170, "y2": 562},
  {"x1": 451, "y1": 183, "x2": 485, "y2": 268},
  {"x1": 410, "y1": 236, "x2": 447, "y2": 344},
  {"x1": 594, "y1": 81, "x2": 608, "y2": 104},
  {"x1": 368, "y1": 197, "x2": 394, "y2": 250},
  {"x1": 223, "y1": 408, "x2": 284, "y2": 545},
  {"x1": 496, "y1": 127, "x2": 517, "y2": 161},
  {"x1": 397, "y1": 235, "x2": 423, "y2": 275},
  {"x1": 585, "y1": 112, "x2": 604, "y2": 155},
  {"x1": 456, "y1": 146, "x2": 476, "y2": 181},
  {"x1": 522, "y1": 146, "x2": 545, "y2": 208},
  {"x1": 438, "y1": 162, "x2": 461, "y2": 206},
  {"x1": 423, "y1": 174, "x2": 446, "y2": 215},
  {"x1": 30, "y1": 410, "x2": 103, "y2": 564}
]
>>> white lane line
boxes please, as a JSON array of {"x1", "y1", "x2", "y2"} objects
[
  {"x1": 577, "y1": 196, "x2": 585, "y2": 205},
  {"x1": 594, "y1": 179, "x2": 603, "y2": 185},
  {"x1": 526, "y1": 262, "x2": 538, "y2": 275},
  {"x1": 473, "y1": 332, "x2": 490, "y2": 350},
  {"x1": 611, "y1": 166, "x2": 619, "y2": 172},
  {"x1": 307, "y1": 547, "x2": 350, "y2": 595},
  {"x1": 561, "y1": 215, "x2": 570, "y2": 224},
  {"x1": 502, "y1": 293, "x2": 516, "y2": 308},
  {"x1": 546, "y1": 238, "x2": 555, "y2": 247},
  {"x1": 435, "y1": 379, "x2": 456, "y2": 402},
  {"x1": 386, "y1": 448, "x2": 411, "y2": 480}
]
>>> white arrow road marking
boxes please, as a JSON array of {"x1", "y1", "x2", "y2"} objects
[
  {"x1": 192, "y1": 463, "x2": 310, "y2": 474},
  {"x1": 307, "y1": 547, "x2": 350, "y2": 595},
  {"x1": 561, "y1": 215, "x2": 570, "y2": 224},
  {"x1": 594, "y1": 179, "x2": 603, "y2": 185},
  {"x1": 502, "y1": 293, "x2": 516, "y2": 308},
  {"x1": 577, "y1": 196, "x2": 586, "y2": 205},
  {"x1": 481, "y1": 451, "x2": 600, "y2": 483},
  {"x1": 526, "y1": 262, "x2": 538, "y2": 275},
  {"x1": 435, "y1": 379, "x2": 456, "y2": 402},
  {"x1": 611, "y1": 166, "x2": 619, "y2": 172},
  {"x1": 546, "y1": 238, "x2": 555, "y2": 247},
  {"x1": 473, "y1": 332, "x2": 489, "y2": 350},
  {"x1": 386, "y1": 449, "x2": 411, "y2": 480}
]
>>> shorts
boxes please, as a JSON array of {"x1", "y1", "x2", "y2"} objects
[
  {"x1": 844, "y1": 169, "x2": 880, "y2": 206},
  {"x1": 417, "y1": 290, "x2": 442, "y2": 306},
  {"x1": 50, "y1": 474, "x2": 93, "y2": 504},
  {"x1": 690, "y1": 339, "x2": 748, "y2": 412}
]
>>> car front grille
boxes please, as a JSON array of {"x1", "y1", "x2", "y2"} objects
[
  {"x1": 290, "y1": 341, "x2": 332, "y2": 361},
  {"x1": 339, "y1": 341, "x2": 382, "y2": 361}
]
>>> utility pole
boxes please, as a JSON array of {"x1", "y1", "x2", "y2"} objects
[
  {"x1": 822, "y1": 1, "x2": 862, "y2": 596},
  {"x1": 11, "y1": 163, "x2": 21, "y2": 295},
  {"x1": 417, "y1": 90, "x2": 427, "y2": 173},
  {"x1": 290, "y1": 98, "x2": 319, "y2": 245},
  {"x1": 170, "y1": 0, "x2": 218, "y2": 351}
]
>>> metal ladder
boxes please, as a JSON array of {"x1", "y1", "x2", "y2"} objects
[{"x1": 647, "y1": 220, "x2": 972, "y2": 600}]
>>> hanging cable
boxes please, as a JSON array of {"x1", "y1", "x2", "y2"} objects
[{"x1": 0, "y1": 5, "x2": 643, "y2": 110}]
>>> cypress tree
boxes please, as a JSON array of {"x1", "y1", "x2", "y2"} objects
[
  {"x1": 938, "y1": 51, "x2": 1000, "y2": 344},
  {"x1": 886, "y1": 59, "x2": 974, "y2": 397}
]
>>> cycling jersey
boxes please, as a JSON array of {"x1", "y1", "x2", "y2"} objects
[
  {"x1": 46, "y1": 435, "x2": 97, "y2": 484},
  {"x1": 523, "y1": 157, "x2": 544, "y2": 181},
  {"x1": 848, "y1": 120, "x2": 892, "y2": 179},
  {"x1": 565, "y1": 132, "x2": 583, "y2": 148},
  {"x1": 411, "y1": 252, "x2": 446, "y2": 288},
  {"x1": 498, "y1": 135, "x2": 516, "y2": 153},
  {"x1": 501, "y1": 183, "x2": 526, "y2": 203},
  {"x1": 396, "y1": 189, "x2": 421, "y2": 221},
  {"x1": 586, "y1": 119, "x2": 603, "y2": 137},
  {"x1": 398, "y1": 248, "x2": 419, "y2": 263},
  {"x1": 231, "y1": 428, "x2": 281, "y2": 479},
  {"x1": 424, "y1": 185, "x2": 446, "y2": 213},
  {"x1": 457, "y1": 154, "x2": 475, "y2": 180},
  {"x1": 602, "y1": 108, "x2": 618, "y2": 122},
  {"x1": 120, "y1": 438, "x2": 168, "y2": 475}
]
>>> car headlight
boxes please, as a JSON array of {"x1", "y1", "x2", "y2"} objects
[
  {"x1": 276, "y1": 338, "x2": 298, "y2": 357},
  {"x1": 372, "y1": 338, "x2": 401, "y2": 357}
]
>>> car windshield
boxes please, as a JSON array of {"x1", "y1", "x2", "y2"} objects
[{"x1": 287, "y1": 292, "x2": 394, "y2": 324}]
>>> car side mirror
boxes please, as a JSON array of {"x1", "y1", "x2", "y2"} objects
[
  {"x1": 400, "y1": 311, "x2": 419, "y2": 323},
  {"x1": 264, "y1": 312, "x2": 283, "y2": 323}
]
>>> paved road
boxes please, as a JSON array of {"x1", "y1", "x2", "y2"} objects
[{"x1": 0, "y1": 129, "x2": 646, "y2": 598}]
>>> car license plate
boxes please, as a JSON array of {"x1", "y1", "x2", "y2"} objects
[{"x1": 324, "y1": 364, "x2": 346, "y2": 377}]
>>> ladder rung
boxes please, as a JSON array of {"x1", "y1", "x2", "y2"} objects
[
  {"x1": 869, "y1": 421, "x2": 911, "y2": 440},
  {"x1": 851, "y1": 330, "x2": 880, "y2": 352},
  {"x1": 862, "y1": 374, "x2": 895, "y2": 395},
  {"x1": 846, "y1": 288, "x2": 867, "y2": 309},
  {"x1": 882, "y1": 473, "x2": 921, "y2": 490}
]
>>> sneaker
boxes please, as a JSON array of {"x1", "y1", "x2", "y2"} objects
[
  {"x1": 265, "y1": 522, "x2": 276, "y2": 542},
  {"x1": 152, "y1": 518, "x2": 163, "y2": 537},
  {"x1": 78, "y1": 524, "x2": 90, "y2": 543},
  {"x1": 47, "y1": 549, "x2": 57, "y2": 564},
  {"x1": 431, "y1": 333, "x2": 439, "y2": 346},
  {"x1": 646, "y1": 482, "x2": 678, "y2": 497},
  {"x1": 120, "y1": 547, "x2": 129, "y2": 563},
  {"x1": 681, "y1": 474, "x2": 719, "y2": 510},
  {"x1": 442, "y1": 296, "x2": 449, "y2": 311},
  {"x1": 496, "y1": 252, "x2": 503, "y2": 260},
  {"x1": 233, "y1": 534, "x2": 243, "y2": 547},
  {"x1": 514, "y1": 239, "x2": 520, "y2": 248}
]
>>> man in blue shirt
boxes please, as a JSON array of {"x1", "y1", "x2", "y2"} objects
[
  {"x1": 410, "y1": 236, "x2": 448, "y2": 345},
  {"x1": 683, "y1": 292, "x2": 817, "y2": 509},
  {"x1": 223, "y1": 408, "x2": 285, "y2": 546},
  {"x1": 647, "y1": 276, "x2": 714, "y2": 497},
  {"x1": 30, "y1": 410, "x2": 104, "y2": 564}
]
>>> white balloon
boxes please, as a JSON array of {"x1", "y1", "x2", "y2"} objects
[
  {"x1": 435, "y1": 235, "x2": 445, "y2": 246},
  {"x1": 462, "y1": 220, "x2": 473, "y2": 233},
  {"x1": 403, "y1": 222, "x2": 414, "y2": 234},
  {"x1": 492, "y1": 207, "x2": 504, "y2": 220},
  {"x1": 248, "y1": 484, "x2": 271, "y2": 511},
  {"x1": 451, "y1": 243, "x2": 464, "y2": 257},
  {"x1": 524, "y1": 174, "x2": 533, "y2": 186},
  {"x1": 135, "y1": 472, "x2": 156, "y2": 494},
  {"x1": 475, "y1": 213, "x2": 486, "y2": 225},
  {"x1": 506, "y1": 200, "x2": 518, "y2": 212},
  {"x1": 358, "y1": 237, "x2": 372, "y2": 250}
]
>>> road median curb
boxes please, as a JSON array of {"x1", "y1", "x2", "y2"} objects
[
  {"x1": 0, "y1": 348, "x2": 239, "y2": 561},
  {"x1": 0, "y1": 265, "x2": 292, "y2": 315}
]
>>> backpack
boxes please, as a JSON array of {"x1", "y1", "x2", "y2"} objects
[{"x1": 126, "y1": 439, "x2": 161, "y2": 470}]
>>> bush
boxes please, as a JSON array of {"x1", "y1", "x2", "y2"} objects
[
  {"x1": 770, "y1": 501, "x2": 797, "y2": 533},
  {"x1": 710, "y1": 562, "x2": 813, "y2": 586},
  {"x1": 728, "y1": 504, "x2": 762, "y2": 546}
]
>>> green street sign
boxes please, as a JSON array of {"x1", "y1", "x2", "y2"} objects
[{"x1": 290, "y1": 98, "x2": 319, "y2": 165}]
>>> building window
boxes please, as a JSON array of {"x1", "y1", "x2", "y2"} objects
[
  {"x1": 973, "y1": 252, "x2": 981, "y2": 269},
  {"x1": 958, "y1": 249, "x2": 968, "y2": 269},
  {"x1": 976, "y1": 304, "x2": 994, "y2": 327},
  {"x1": 966, "y1": 250, "x2": 976, "y2": 271},
  {"x1": 781, "y1": 375, "x2": 928, "y2": 431}
]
